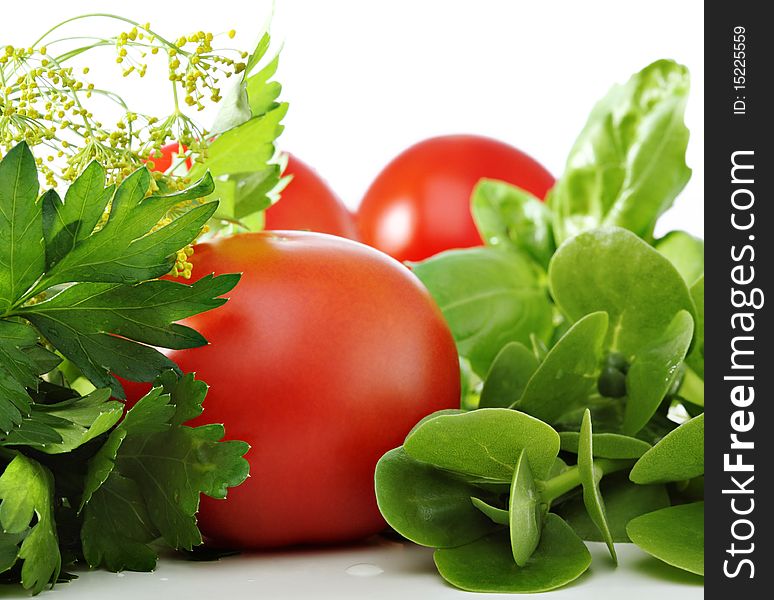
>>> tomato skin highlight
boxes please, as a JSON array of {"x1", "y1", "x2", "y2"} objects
[
  {"x1": 265, "y1": 154, "x2": 358, "y2": 239},
  {"x1": 144, "y1": 231, "x2": 459, "y2": 548},
  {"x1": 357, "y1": 135, "x2": 555, "y2": 262}
]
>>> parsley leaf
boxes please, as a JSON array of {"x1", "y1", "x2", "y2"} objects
[
  {"x1": 192, "y1": 34, "x2": 287, "y2": 232},
  {"x1": 80, "y1": 372, "x2": 250, "y2": 571},
  {"x1": 0, "y1": 142, "x2": 239, "y2": 399},
  {"x1": 0, "y1": 453, "x2": 60, "y2": 595}
]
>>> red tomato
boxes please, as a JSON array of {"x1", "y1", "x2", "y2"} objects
[
  {"x1": 265, "y1": 154, "x2": 358, "y2": 239},
  {"x1": 145, "y1": 142, "x2": 192, "y2": 173},
  {"x1": 132, "y1": 232, "x2": 459, "y2": 548},
  {"x1": 357, "y1": 135, "x2": 555, "y2": 262}
]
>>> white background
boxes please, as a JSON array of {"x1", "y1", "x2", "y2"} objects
[{"x1": 4, "y1": 0, "x2": 704, "y2": 237}]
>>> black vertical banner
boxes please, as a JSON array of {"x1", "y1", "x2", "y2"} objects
[{"x1": 706, "y1": 3, "x2": 772, "y2": 596}]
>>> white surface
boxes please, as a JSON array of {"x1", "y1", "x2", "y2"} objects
[
  {"x1": 3, "y1": 0, "x2": 704, "y2": 237},
  {"x1": 1, "y1": 538, "x2": 702, "y2": 599}
]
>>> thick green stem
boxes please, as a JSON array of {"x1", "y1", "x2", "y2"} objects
[{"x1": 539, "y1": 458, "x2": 634, "y2": 504}]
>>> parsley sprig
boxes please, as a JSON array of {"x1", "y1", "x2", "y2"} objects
[{"x1": 0, "y1": 143, "x2": 248, "y2": 594}]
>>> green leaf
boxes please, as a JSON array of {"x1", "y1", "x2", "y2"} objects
[
  {"x1": 154, "y1": 369, "x2": 209, "y2": 427},
  {"x1": 24, "y1": 388, "x2": 123, "y2": 454},
  {"x1": 22, "y1": 274, "x2": 238, "y2": 397},
  {"x1": 246, "y1": 54, "x2": 282, "y2": 117},
  {"x1": 479, "y1": 342, "x2": 538, "y2": 409},
  {"x1": 22, "y1": 274, "x2": 238, "y2": 350},
  {"x1": 624, "y1": 310, "x2": 694, "y2": 434},
  {"x1": 434, "y1": 514, "x2": 591, "y2": 593},
  {"x1": 41, "y1": 169, "x2": 216, "y2": 287},
  {"x1": 0, "y1": 320, "x2": 40, "y2": 431},
  {"x1": 192, "y1": 91, "x2": 286, "y2": 232},
  {"x1": 404, "y1": 409, "x2": 560, "y2": 481},
  {"x1": 231, "y1": 166, "x2": 281, "y2": 220},
  {"x1": 509, "y1": 450, "x2": 542, "y2": 566},
  {"x1": 0, "y1": 418, "x2": 63, "y2": 449},
  {"x1": 654, "y1": 231, "x2": 704, "y2": 286},
  {"x1": 41, "y1": 161, "x2": 111, "y2": 269},
  {"x1": 577, "y1": 410, "x2": 616, "y2": 562},
  {"x1": 0, "y1": 143, "x2": 45, "y2": 312},
  {"x1": 244, "y1": 32, "x2": 271, "y2": 78},
  {"x1": 80, "y1": 471, "x2": 159, "y2": 572},
  {"x1": 471, "y1": 179, "x2": 555, "y2": 268},
  {"x1": 0, "y1": 454, "x2": 60, "y2": 594},
  {"x1": 470, "y1": 497, "x2": 509, "y2": 525},
  {"x1": 549, "y1": 227, "x2": 694, "y2": 358},
  {"x1": 23, "y1": 319, "x2": 179, "y2": 398},
  {"x1": 559, "y1": 431, "x2": 651, "y2": 459},
  {"x1": 189, "y1": 107, "x2": 286, "y2": 179},
  {"x1": 516, "y1": 311, "x2": 608, "y2": 422},
  {"x1": 0, "y1": 530, "x2": 26, "y2": 573},
  {"x1": 626, "y1": 502, "x2": 704, "y2": 575},
  {"x1": 686, "y1": 275, "x2": 704, "y2": 379},
  {"x1": 630, "y1": 413, "x2": 704, "y2": 484},
  {"x1": 550, "y1": 60, "x2": 691, "y2": 243},
  {"x1": 80, "y1": 373, "x2": 250, "y2": 570},
  {"x1": 413, "y1": 247, "x2": 553, "y2": 376},
  {"x1": 374, "y1": 448, "x2": 500, "y2": 548},
  {"x1": 556, "y1": 473, "x2": 670, "y2": 542}
]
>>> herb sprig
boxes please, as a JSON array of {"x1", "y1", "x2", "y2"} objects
[
  {"x1": 0, "y1": 142, "x2": 250, "y2": 594},
  {"x1": 376, "y1": 59, "x2": 704, "y2": 593}
]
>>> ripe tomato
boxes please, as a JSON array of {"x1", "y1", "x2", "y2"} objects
[
  {"x1": 144, "y1": 232, "x2": 459, "y2": 548},
  {"x1": 265, "y1": 154, "x2": 358, "y2": 239},
  {"x1": 145, "y1": 142, "x2": 192, "y2": 173},
  {"x1": 357, "y1": 135, "x2": 555, "y2": 262}
]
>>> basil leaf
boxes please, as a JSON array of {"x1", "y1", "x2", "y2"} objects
[
  {"x1": 516, "y1": 311, "x2": 608, "y2": 422},
  {"x1": 577, "y1": 410, "x2": 616, "y2": 561},
  {"x1": 559, "y1": 431, "x2": 651, "y2": 459},
  {"x1": 471, "y1": 179, "x2": 555, "y2": 268},
  {"x1": 654, "y1": 231, "x2": 704, "y2": 286},
  {"x1": 509, "y1": 450, "x2": 542, "y2": 566},
  {"x1": 413, "y1": 247, "x2": 553, "y2": 376},
  {"x1": 374, "y1": 448, "x2": 500, "y2": 548},
  {"x1": 686, "y1": 275, "x2": 704, "y2": 379},
  {"x1": 479, "y1": 342, "x2": 538, "y2": 409},
  {"x1": 626, "y1": 502, "x2": 704, "y2": 576},
  {"x1": 624, "y1": 310, "x2": 694, "y2": 434},
  {"x1": 630, "y1": 413, "x2": 704, "y2": 484},
  {"x1": 549, "y1": 227, "x2": 694, "y2": 358},
  {"x1": 434, "y1": 514, "x2": 591, "y2": 593},
  {"x1": 404, "y1": 409, "x2": 560, "y2": 481},
  {"x1": 550, "y1": 60, "x2": 691, "y2": 243},
  {"x1": 556, "y1": 473, "x2": 670, "y2": 543}
]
